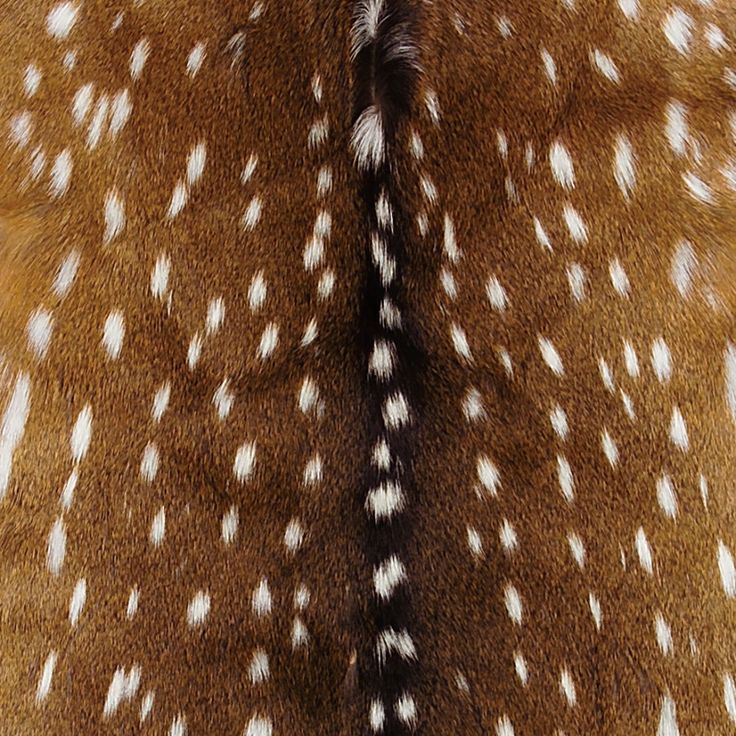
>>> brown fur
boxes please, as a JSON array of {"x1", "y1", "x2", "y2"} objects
[{"x1": 1, "y1": 0, "x2": 736, "y2": 734}]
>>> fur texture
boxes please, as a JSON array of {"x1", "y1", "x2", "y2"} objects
[{"x1": 1, "y1": 1, "x2": 736, "y2": 734}]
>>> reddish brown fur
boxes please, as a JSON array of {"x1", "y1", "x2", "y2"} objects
[{"x1": 2, "y1": 1, "x2": 736, "y2": 734}]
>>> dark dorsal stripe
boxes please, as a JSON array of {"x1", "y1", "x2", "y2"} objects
[{"x1": 350, "y1": 0, "x2": 424, "y2": 733}]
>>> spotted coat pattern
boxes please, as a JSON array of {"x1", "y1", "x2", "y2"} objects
[{"x1": 1, "y1": 1, "x2": 736, "y2": 734}]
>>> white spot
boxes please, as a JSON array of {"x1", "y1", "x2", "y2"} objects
[
  {"x1": 451, "y1": 323, "x2": 473, "y2": 362},
  {"x1": 140, "y1": 442, "x2": 159, "y2": 482},
  {"x1": 184, "y1": 143, "x2": 207, "y2": 188},
  {"x1": 618, "y1": 0, "x2": 639, "y2": 20},
  {"x1": 150, "y1": 507, "x2": 166, "y2": 546},
  {"x1": 289, "y1": 614, "x2": 310, "y2": 646},
  {"x1": 221, "y1": 506, "x2": 239, "y2": 545},
  {"x1": 365, "y1": 480, "x2": 404, "y2": 521},
  {"x1": 127, "y1": 587, "x2": 139, "y2": 619},
  {"x1": 376, "y1": 628, "x2": 417, "y2": 665},
  {"x1": 241, "y1": 153, "x2": 259, "y2": 185},
  {"x1": 514, "y1": 651, "x2": 528, "y2": 685},
  {"x1": 152, "y1": 382, "x2": 171, "y2": 422},
  {"x1": 383, "y1": 392, "x2": 411, "y2": 430},
  {"x1": 169, "y1": 714, "x2": 187, "y2": 736},
  {"x1": 550, "y1": 405, "x2": 568, "y2": 439},
  {"x1": 206, "y1": 297, "x2": 225, "y2": 335},
  {"x1": 724, "y1": 674, "x2": 736, "y2": 723},
  {"x1": 150, "y1": 253, "x2": 171, "y2": 299},
  {"x1": 234, "y1": 442, "x2": 257, "y2": 482},
  {"x1": 167, "y1": 181, "x2": 188, "y2": 219},
  {"x1": 705, "y1": 23, "x2": 727, "y2": 52},
  {"x1": 50, "y1": 148, "x2": 73, "y2": 197},
  {"x1": 213, "y1": 379, "x2": 234, "y2": 420},
  {"x1": 27, "y1": 308, "x2": 54, "y2": 359},
  {"x1": 47, "y1": 517, "x2": 66, "y2": 576},
  {"x1": 317, "y1": 166, "x2": 333, "y2": 197},
  {"x1": 72, "y1": 83, "x2": 94, "y2": 126},
  {"x1": 590, "y1": 49, "x2": 621, "y2": 83},
  {"x1": 103, "y1": 189, "x2": 125, "y2": 244},
  {"x1": 496, "y1": 714, "x2": 515, "y2": 736},
  {"x1": 500, "y1": 519, "x2": 518, "y2": 553},
  {"x1": 560, "y1": 667, "x2": 577, "y2": 706},
  {"x1": 657, "y1": 694, "x2": 680, "y2": 736},
  {"x1": 636, "y1": 527, "x2": 653, "y2": 575},
  {"x1": 614, "y1": 133, "x2": 635, "y2": 197},
  {"x1": 563, "y1": 204, "x2": 588, "y2": 244},
  {"x1": 303, "y1": 454, "x2": 323, "y2": 485},
  {"x1": 318, "y1": 270, "x2": 335, "y2": 299},
  {"x1": 394, "y1": 694, "x2": 417, "y2": 726},
  {"x1": 463, "y1": 387, "x2": 485, "y2": 422},
  {"x1": 477, "y1": 455, "x2": 500, "y2": 496},
  {"x1": 683, "y1": 171, "x2": 714, "y2": 205},
  {"x1": 467, "y1": 527, "x2": 483, "y2": 558},
  {"x1": 541, "y1": 48, "x2": 557, "y2": 85},
  {"x1": 187, "y1": 591, "x2": 210, "y2": 627},
  {"x1": 550, "y1": 141, "x2": 575, "y2": 189},
  {"x1": 249, "y1": 649, "x2": 270, "y2": 684},
  {"x1": 36, "y1": 651, "x2": 57, "y2": 703},
  {"x1": 86, "y1": 94, "x2": 109, "y2": 149},
  {"x1": 663, "y1": 8, "x2": 693, "y2": 55},
  {"x1": 496, "y1": 15, "x2": 513, "y2": 38},
  {"x1": 52, "y1": 251, "x2": 79, "y2": 299},
  {"x1": 657, "y1": 474, "x2": 678, "y2": 519},
  {"x1": 47, "y1": 2, "x2": 79, "y2": 39},
  {"x1": 69, "y1": 578, "x2": 87, "y2": 627},
  {"x1": 623, "y1": 340, "x2": 639, "y2": 378},
  {"x1": 370, "y1": 699, "x2": 385, "y2": 732},
  {"x1": 440, "y1": 213, "x2": 459, "y2": 263},
  {"x1": 568, "y1": 532, "x2": 586, "y2": 569},
  {"x1": 425, "y1": 89, "x2": 441, "y2": 124},
  {"x1": 486, "y1": 276, "x2": 508, "y2": 311},
  {"x1": 538, "y1": 336, "x2": 564, "y2": 375},
  {"x1": 558, "y1": 455, "x2": 574, "y2": 501},
  {"x1": 371, "y1": 233, "x2": 395, "y2": 286},
  {"x1": 109, "y1": 89, "x2": 131, "y2": 138},
  {"x1": 601, "y1": 429, "x2": 618, "y2": 467},
  {"x1": 284, "y1": 519, "x2": 304, "y2": 552},
  {"x1": 130, "y1": 38, "x2": 151, "y2": 80},
  {"x1": 374, "y1": 556, "x2": 407, "y2": 600},
  {"x1": 251, "y1": 578, "x2": 272, "y2": 618},
  {"x1": 60, "y1": 470, "x2": 78, "y2": 511},
  {"x1": 504, "y1": 583, "x2": 523, "y2": 625},
  {"x1": 242, "y1": 196, "x2": 263, "y2": 230},
  {"x1": 566, "y1": 263, "x2": 587, "y2": 302},
  {"x1": 669, "y1": 406, "x2": 688, "y2": 451},
  {"x1": 350, "y1": 0, "x2": 384, "y2": 58},
  {"x1": 589, "y1": 592, "x2": 602, "y2": 630},
  {"x1": 186, "y1": 43, "x2": 206, "y2": 77},
  {"x1": 651, "y1": 337, "x2": 672, "y2": 383},
  {"x1": 257, "y1": 323, "x2": 279, "y2": 360},
  {"x1": 248, "y1": 271, "x2": 268, "y2": 311},
  {"x1": 655, "y1": 612, "x2": 673, "y2": 655},
  {"x1": 245, "y1": 714, "x2": 273, "y2": 736},
  {"x1": 610, "y1": 258, "x2": 630, "y2": 296},
  {"x1": 352, "y1": 105, "x2": 384, "y2": 171},
  {"x1": 23, "y1": 64, "x2": 42, "y2": 97},
  {"x1": 70, "y1": 404, "x2": 93, "y2": 463},
  {"x1": 8, "y1": 111, "x2": 33, "y2": 148},
  {"x1": 102, "y1": 310, "x2": 125, "y2": 359},
  {"x1": 665, "y1": 101, "x2": 689, "y2": 157},
  {"x1": 718, "y1": 540, "x2": 736, "y2": 597}
]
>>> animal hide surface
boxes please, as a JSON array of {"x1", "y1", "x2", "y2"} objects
[{"x1": 1, "y1": 1, "x2": 736, "y2": 734}]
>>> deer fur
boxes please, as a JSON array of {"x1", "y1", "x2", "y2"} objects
[{"x1": 1, "y1": 1, "x2": 736, "y2": 734}]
